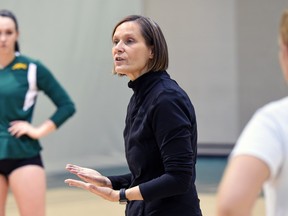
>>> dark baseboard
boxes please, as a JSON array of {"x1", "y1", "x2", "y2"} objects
[{"x1": 197, "y1": 143, "x2": 234, "y2": 157}]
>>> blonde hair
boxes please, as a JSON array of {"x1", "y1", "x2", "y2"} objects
[{"x1": 280, "y1": 9, "x2": 288, "y2": 46}]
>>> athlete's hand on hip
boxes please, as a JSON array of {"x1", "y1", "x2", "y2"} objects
[{"x1": 8, "y1": 120, "x2": 40, "y2": 139}]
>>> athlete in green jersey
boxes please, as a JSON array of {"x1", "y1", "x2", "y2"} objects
[
  {"x1": 0, "y1": 10, "x2": 76, "y2": 216},
  {"x1": 0, "y1": 54, "x2": 76, "y2": 159}
]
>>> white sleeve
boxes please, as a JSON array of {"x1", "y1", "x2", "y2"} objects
[{"x1": 231, "y1": 109, "x2": 284, "y2": 180}]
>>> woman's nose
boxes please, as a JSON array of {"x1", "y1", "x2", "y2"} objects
[
  {"x1": 0, "y1": 34, "x2": 6, "y2": 41},
  {"x1": 115, "y1": 41, "x2": 124, "y2": 52}
]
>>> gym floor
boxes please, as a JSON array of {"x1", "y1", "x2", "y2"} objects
[
  {"x1": 6, "y1": 156, "x2": 265, "y2": 215},
  {"x1": 6, "y1": 188, "x2": 265, "y2": 215}
]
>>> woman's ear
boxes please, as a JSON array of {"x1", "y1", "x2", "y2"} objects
[
  {"x1": 149, "y1": 46, "x2": 154, "y2": 59},
  {"x1": 16, "y1": 30, "x2": 19, "y2": 39}
]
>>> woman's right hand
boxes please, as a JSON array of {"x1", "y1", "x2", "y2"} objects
[{"x1": 65, "y1": 164, "x2": 112, "y2": 188}]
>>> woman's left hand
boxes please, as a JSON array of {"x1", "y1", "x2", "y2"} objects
[{"x1": 65, "y1": 176, "x2": 119, "y2": 202}]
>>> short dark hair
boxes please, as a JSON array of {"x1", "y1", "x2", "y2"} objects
[
  {"x1": 112, "y1": 15, "x2": 169, "y2": 73},
  {"x1": 0, "y1": 9, "x2": 20, "y2": 52}
]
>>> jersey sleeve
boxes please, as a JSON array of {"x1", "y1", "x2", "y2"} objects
[
  {"x1": 231, "y1": 108, "x2": 284, "y2": 180},
  {"x1": 36, "y1": 61, "x2": 76, "y2": 127}
]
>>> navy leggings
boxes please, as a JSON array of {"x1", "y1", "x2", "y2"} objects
[{"x1": 0, "y1": 155, "x2": 44, "y2": 178}]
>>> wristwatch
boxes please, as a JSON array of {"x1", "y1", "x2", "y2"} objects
[{"x1": 119, "y1": 188, "x2": 128, "y2": 204}]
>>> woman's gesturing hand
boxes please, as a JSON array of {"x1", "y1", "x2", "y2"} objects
[{"x1": 65, "y1": 164, "x2": 119, "y2": 202}]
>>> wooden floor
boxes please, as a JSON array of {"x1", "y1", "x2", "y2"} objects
[{"x1": 6, "y1": 188, "x2": 265, "y2": 216}]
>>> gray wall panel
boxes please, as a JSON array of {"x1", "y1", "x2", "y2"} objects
[
  {"x1": 145, "y1": 0, "x2": 238, "y2": 143},
  {"x1": 1, "y1": 1, "x2": 288, "y2": 174}
]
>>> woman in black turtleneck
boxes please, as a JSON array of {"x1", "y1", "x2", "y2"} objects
[{"x1": 65, "y1": 15, "x2": 202, "y2": 216}]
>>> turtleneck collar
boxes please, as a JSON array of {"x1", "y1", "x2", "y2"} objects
[{"x1": 128, "y1": 71, "x2": 168, "y2": 93}]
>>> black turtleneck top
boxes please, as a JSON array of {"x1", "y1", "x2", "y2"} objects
[{"x1": 108, "y1": 71, "x2": 202, "y2": 216}]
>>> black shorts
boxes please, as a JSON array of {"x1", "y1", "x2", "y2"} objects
[{"x1": 0, "y1": 154, "x2": 44, "y2": 178}]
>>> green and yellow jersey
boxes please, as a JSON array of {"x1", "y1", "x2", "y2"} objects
[{"x1": 0, "y1": 54, "x2": 76, "y2": 159}]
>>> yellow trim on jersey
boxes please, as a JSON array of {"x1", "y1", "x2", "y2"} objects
[{"x1": 12, "y1": 63, "x2": 28, "y2": 70}]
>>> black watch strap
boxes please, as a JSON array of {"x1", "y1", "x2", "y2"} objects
[{"x1": 119, "y1": 188, "x2": 128, "y2": 204}]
